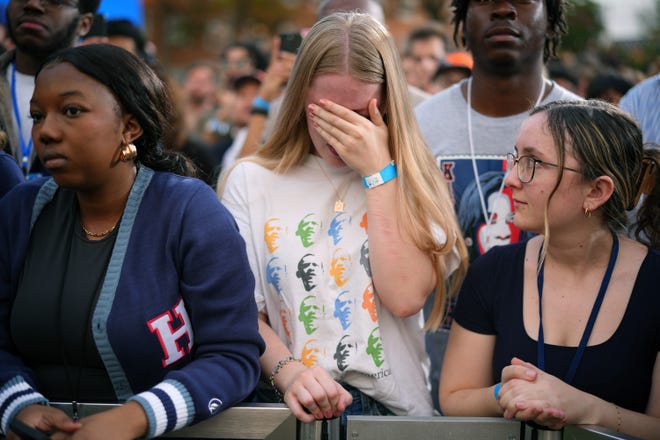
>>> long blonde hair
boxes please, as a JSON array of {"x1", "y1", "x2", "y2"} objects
[{"x1": 223, "y1": 13, "x2": 468, "y2": 330}]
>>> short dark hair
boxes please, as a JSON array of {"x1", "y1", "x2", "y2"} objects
[
  {"x1": 405, "y1": 24, "x2": 450, "y2": 55},
  {"x1": 450, "y1": 0, "x2": 567, "y2": 63},
  {"x1": 586, "y1": 72, "x2": 634, "y2": 101},
  {"x1": 106, "y1": 18, "x2": 146, "y2": 56},
  {"x1": 79, "y1": 0, "x2": 101, "y2": 14},
  {"x1": 221, "y1": 41, "x2": 267, "y2": 72},
  {"x1": 38, "y1": 44, "x2": 193, "y2": 176}
]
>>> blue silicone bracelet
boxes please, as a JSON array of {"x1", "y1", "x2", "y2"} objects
[
  {"x1": 362, "y1": 161, "x2": 397, "y2": 189},
  {"x1": 494, "y1": 382, "x2": 501, "y2": 401},
  {"x1": 252, "y1": 96, "x2": 271, "y2": 112}
]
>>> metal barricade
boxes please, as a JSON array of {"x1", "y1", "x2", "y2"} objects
[
  {"x1": 346, "y1": 416, "x2": 522, "y2": 439},
  {"x1": 346, "y1": 416, "x2": 641, "y2": 440},
  {"x1": 47, "y1": 403, "x2": 641, "y2": 439}
]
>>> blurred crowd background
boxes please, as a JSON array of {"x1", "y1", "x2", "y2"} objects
[{"x1": 0, "y1": 0, "x2": 657, "y2": 185}]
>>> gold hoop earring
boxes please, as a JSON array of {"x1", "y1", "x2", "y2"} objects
[
  {"x1": 119, "y1": 143, "x2": 137, "y2": 162},
  {"x1": 584, "y1": 208, "x2": 592, "y2": 218}
]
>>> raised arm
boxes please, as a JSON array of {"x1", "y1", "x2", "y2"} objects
[
  {"x1": 238, "y1": 37, "x2": 296, "y2": 159},
  {"x1": 307, "y1": 98, "x2": 436, "y2": 317}
]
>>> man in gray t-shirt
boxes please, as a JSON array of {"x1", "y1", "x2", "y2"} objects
[{"x1": 414, "y1": 0, "x2": 580, "y2": 413}]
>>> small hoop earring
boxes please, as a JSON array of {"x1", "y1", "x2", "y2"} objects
[
  {"x1": 119, "y1": 143, "x2": 137, "y2": 162},
  {"x1": 584, "y1": 208, "x2": 592, "y2": 218}
]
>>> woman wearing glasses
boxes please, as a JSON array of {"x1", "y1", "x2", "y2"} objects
[{"x1": 439, "y1": 100, "x2": 660, "y2": 438}]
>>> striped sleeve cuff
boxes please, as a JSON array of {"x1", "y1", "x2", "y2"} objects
[
  {"x1": 0, "y1": 376, "x2": 48, "y2": 434},
  {"x1": 129, "y1": 379, "x2": 195, "y2": 438}
]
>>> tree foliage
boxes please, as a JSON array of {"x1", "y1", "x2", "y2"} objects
[{"x1": 561, "y1": 0, "x2": 604, "y2": 53}]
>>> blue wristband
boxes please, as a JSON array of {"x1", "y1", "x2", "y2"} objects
[
  {"x1": 362, "y1": 161, "x2": 397, "y2": 189},
  {"x1": 494, "y1": 382, "x2": 501, "y2": 401},
  {"x1": 252, "y1": 96, "x2": 271, "y2": 112}
]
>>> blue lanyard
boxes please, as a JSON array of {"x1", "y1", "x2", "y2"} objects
[
  {"x1": 11, "y1": 63, "x2": 33, "y2": 175},
  {"x1": 536, "y1": 233, "x2": 619, "y2": 384}
]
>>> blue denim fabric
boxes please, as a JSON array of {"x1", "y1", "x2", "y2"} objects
[{"x1": 339, "y1": 383, "x2": 394, "y2": 440}]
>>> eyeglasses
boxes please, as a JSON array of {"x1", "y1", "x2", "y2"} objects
[
  {"x1": 14, "y1": 0, "x2": 78, "y2": 9},
  {"x1": 506, "y1": 153, "x2": 581, "y2": 183}
]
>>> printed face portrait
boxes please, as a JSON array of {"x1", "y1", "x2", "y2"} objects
[
  {"x1": 333, "y1": 290, "x2": 354, "y2": 331},
  {"x1": 366, "y1": 327, "x2": 384, "y2": 368},
  {"x1": 359, "y1": 239, "x2": 371, "y2": 277},
  {"x1": 296, "y1": 214, "x2": 322, "y2": 248},
  {"x1": 301, "y1": 338, "x2": 322, "y2": 367},
  {"x1": 280, "y1": 305, "x2": 293, "y2": 342},
  {"x1": 296, "y1": 253, "x2": 323, "y2": 292},
  {"x1": 329, "y1": 249, "x2": 351, "y2": 287},
  {"x1": 328, "y1": 212, "x2": 350, "y2": 245},
  {"x1": 266, "y1": 257, "x2": 286, "y2": 295},
  {"x1": 476, "y1": 191, "x2": 514, "y2": 254},
  {"x1": 298, "y1": 295, "x2": 322, "y2": 335},
  {"x1": 333, "y1": 335, "x2": 358, "y2": 372},
  {"x1": 362, "y1": 283, "x2": 377, "y2": 322},
  {"x1": 264, "y1": 218, "x2": 285, "y2": 253}
]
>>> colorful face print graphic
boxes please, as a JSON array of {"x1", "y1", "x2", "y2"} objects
[
  {"x1": 476, "y1": 191, "x2": 514, "y2": 254},
  {"x1": 296, "y1": 253, "x2": 323, "y2": 292},
  {"x1": 333, "y1": 290, "x2": 353, "y2": 330},
  {"x1": 458, "y1": 171, "x2": 520, "y2": 261},
  {"x1": 333, "y1": 335, "x2": 357, "y2": 372},
  {"x1": 359, "y1": 239, "x2": 371, "y2": 277},
  {"x1": 328, "y1": 212, "x2": 350, "y2": 245},
  {"x1": 264, "y1": 218, "x2": 285, "y2": 253},
  {"x1": 362, "y1": 283, "x2": 377, "y2": 322},
  {"x1": 302, "y1": 338, "x2": 322, "y2": 367},
  {"x1": 266, "y1": 257, "x2": 286, "y2": 295},
  {"x1": 280, "y1": 306, "x2": 292, "y2": 340},
  {"x1": 366, "y1": 327, "x2": 384, "y2": 367},
  {"x1": 298, "y1": 295, "x2": 321, "y2": 335},
  {"x1": 296, "y1": 214, "x2": 322, "y2": 248},
  {"x1": 329, "y1": 249, "x2": 351, "y2": 287},
  {"x1": 359, "y1": 213, "x2": 368, "y2": 233}
]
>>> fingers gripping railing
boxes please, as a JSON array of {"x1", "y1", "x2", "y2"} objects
[{"x1": 47, "y1": 403, "x2": 640, "y2": 440}]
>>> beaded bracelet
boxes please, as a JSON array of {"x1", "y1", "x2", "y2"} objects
[
  {"x1": 269, "y1": 356, "x2": 303, "y2": 401},
  {"x1": 614, "y1": 404, "x2": 622, "y2": 432}
]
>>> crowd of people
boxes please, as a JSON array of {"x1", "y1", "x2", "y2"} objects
[{"x1": 0, "y1": 0, "x2": 658, "y2": 439}]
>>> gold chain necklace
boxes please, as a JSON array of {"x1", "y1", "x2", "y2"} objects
[
  {"x1": 80, "y1": 221, "x2": 118, "y2": 238},
  {"x1": 314, "y1": 156, "x2": 352, "y2": 213}
]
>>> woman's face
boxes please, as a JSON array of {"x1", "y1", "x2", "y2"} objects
[
  {"x1": 305, "y1": 73, "x2": 382, "y2": 168},
  {"x1": 30, "y1": 62, "x2": 132, "y2": 189},
  {"x1": 505, "y1": 112, "x2": 587, "y2": 234}
]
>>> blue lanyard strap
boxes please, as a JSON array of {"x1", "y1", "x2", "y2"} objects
[
  {"x1": 536, "y1": 233, "x2": 619, "y2": 384},
  {"x1": 11, "y1": 63, "x2": 33, "y2": 175}
]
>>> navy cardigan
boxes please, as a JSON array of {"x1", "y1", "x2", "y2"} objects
[{"x1": 0, "y1": 167, "x2": 264, "y2": 438}]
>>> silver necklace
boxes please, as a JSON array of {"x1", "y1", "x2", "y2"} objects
[{"x1": 466, "y1": 77, "x2": 546, "y2": 226}]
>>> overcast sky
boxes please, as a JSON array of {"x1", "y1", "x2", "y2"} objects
[{"x1": 595, "y1": 0, "x2": 655, "y2": 40}]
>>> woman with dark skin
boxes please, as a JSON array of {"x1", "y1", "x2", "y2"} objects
[{"x1": 0, "y1": 45, "x2": 263, "y2": 439}]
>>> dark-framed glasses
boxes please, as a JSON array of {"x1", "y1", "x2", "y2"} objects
[
  {"x1": 506, "y1": 152, "x2": 581, "y2": 183},
  {"x1": 14, "y1": 0, "x2": 78, "y2": 9}
]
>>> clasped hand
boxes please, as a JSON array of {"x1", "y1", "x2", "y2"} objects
[
  {"x1": 307, "y1": 98, "x2": 391, "y2": 176},
  {"x1": 497, "y1": 357, "x2": 594, "y2": 430}
]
